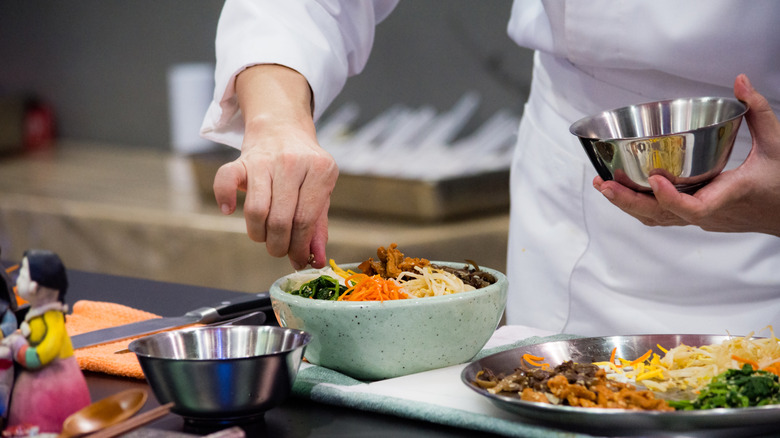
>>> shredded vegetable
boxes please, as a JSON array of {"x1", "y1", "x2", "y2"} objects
[
  {"x1": 289, "y1": 275, "x2": 346, "y2": 300},
  {"x1": 283, "y1": 253, "x2": 495, "y2": 302},
  {"x1": 669, "y1": 364, "x2": 780, "y2": 410},
  {"x1": 337, "y1": 274, "x2": 408, "y2": 301},
  {"x1": 522, "y1": 353, "x2": 550, "y2": 369},
  {"x1": 397, "y1": 265, "x2": 475, "y2": 298},
  {"x1": 329, "y1": 259, "x2": 358, "y2": 282},
  {"x1": 597, "y1": 327, "x2": 780, "y2": 394}
]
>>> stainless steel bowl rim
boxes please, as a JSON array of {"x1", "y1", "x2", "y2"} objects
[
  {"x1": 569, "y1": 96, "x2": 748, "y2": 141},
  {"x1": 128, "y1": 325, "x2": 312, "y2": 360}
]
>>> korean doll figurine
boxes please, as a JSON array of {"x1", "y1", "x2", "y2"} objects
[
  {"x1": 4, "y1": 249, "x2": 90, "y2": 432},
  {"x1": 0, "y1": 248, "x2": 19, "y2": 423}
]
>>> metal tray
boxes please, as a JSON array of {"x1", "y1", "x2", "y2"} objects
[
  {"x1": 329, "y1": 171, "x2": 509, "y2": 222},
  {"x1": 461, "y1": 335, "x2": 780, "y2": 436}
]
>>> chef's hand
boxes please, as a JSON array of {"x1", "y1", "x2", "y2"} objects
[
  {"x1": 593, "y1": 74, "x2": 780, "y2": 237},
  {"x1": 213, "y1": 65, "x2": 338, "y2": 270}
]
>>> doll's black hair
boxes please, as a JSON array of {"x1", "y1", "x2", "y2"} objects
[
  {"x1": 23, "y1": 249, "x2": 67, "y2": 303},
  {"x1": 0, "y1": 247, "x2": 17, "y2": 311}
]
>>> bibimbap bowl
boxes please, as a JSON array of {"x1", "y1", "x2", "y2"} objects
[{"x1": 269, "y1": 261, "x2": 507, "y2": 380}]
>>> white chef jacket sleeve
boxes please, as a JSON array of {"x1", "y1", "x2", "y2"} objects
[{"x1": 200, "y1": 0, "x2": 399, "y2": 148}]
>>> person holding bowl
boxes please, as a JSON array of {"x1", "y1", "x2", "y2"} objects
[
  {"x1": 594, "y1": 74, "x2": 780, "y2": 238},
  {"x1": 200, "y1": 1, "x2": 780, "y2": 336}
]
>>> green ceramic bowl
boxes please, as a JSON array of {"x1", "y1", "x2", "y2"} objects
[{"x1": 269, "y1": 262, "x2": 507, "y2": 380}]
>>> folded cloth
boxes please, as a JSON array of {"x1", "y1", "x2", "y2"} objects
[{"x1": 65, "y1": 300, "x2": 162, "y2": 379}]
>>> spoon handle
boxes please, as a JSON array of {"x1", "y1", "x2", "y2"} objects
[{"x1": 87, "y1": 402, "x2": 173, "y2": 438}]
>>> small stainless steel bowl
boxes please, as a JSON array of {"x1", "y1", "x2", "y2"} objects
[
  {"x1": 569, "y1": 97, "x2": 747, "y2": 193},
  {"x1": 129, "y1": 325, "x2": 311, "y2": 424}
]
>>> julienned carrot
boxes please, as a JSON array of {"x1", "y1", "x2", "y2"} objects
[
  {"x1": 764, "y1": 361, "x2": 780, "y2": 376},
  {"x1": 337, "y1": 274, "x2": 408, "y2": 302},
  {"x1": 731, "y1": 354, "x2": 780, "y2": 376},
  {"x1": 610, "y1": 347, "x2": 618, "y2": 367},
  {"x1": 731, "y1": 354, "x2": 760, "y2": 371},
  {"x1": 629, "y1": 349, "x2": 653, "y2": 367},
  {"x1": 522, "y1": 353, "x2": 550, "y2": 369}
]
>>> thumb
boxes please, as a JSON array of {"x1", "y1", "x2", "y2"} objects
[
  {"x1": 213, "y1": 160, "x2": 247, "y2": 215},
  {"x1": 734, "y1": 74, "x2": 780, "y2": 157}
]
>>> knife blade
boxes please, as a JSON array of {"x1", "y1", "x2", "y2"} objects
[
  {"x1": 71, "y1": 292, "x2": 272, "y2": 349},
  {"x1": 112, "y1": 311, "x2": 268, "y2": 354}
]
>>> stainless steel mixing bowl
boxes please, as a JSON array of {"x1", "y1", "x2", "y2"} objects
[
  {"x1": 129, "y1": 325, "x2": 311, "y2": 423},
  {"x1": 569, "y1": 97, "x2": 747, "y2": 193}
]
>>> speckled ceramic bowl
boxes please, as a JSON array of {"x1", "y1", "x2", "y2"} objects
[{"x1": 269, "y1": 261, "x2": 507, "y2": 380}]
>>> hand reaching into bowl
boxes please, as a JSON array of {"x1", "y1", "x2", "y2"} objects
[
  {"x1": 213, "y1": 65, "x2": 338, "y2": 270},
  {"x1": 593, "y1": 74, "x2": 780, "y2": 237}
]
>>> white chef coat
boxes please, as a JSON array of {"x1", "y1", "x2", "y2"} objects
[
  {"x1": 506, "y1": 0, "x2": 780, "y2": 336},
  {"x1": 202, "y1": 0, "x2": 780, "y2": 336},
  {"x1": 200, "y1": 0, "x2": 399, "y2": 148}
]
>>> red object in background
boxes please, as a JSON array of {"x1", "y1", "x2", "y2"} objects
[{"x1": 23, "y1": 101, "x2": 55, "y2": 152}]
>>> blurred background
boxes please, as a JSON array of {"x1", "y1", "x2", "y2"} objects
[{"x1": 0, "y1": 0, "x2": 533, "y2": 293}]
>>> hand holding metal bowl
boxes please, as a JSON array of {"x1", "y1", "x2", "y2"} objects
[{"x1": 570, "y1": 97, "x2": 748, "y2": 193}]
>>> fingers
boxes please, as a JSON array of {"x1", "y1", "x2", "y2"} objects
[
  {"x1": 220, "y1": 146, "x2": 337, "y2": 270},
  {"x1": 647, "y1": 175, "x2": 695, "y2": 210},
  {"x1": 735, "y1": 74, "x2": 774, "y2": 128},
  {"x1": 309, "y1": 202, "x2": 330, "y2": 269},
  {"x1": 593, "y1": 177, "x2": 687, "y2": 226},
  {"x1": 734, "y1": 74, "x2": 780, "y2": 159},
  {"x1": 242, "y1": 158, "x2": 273, "y2": 244},
  {"x1": 594, "y1": 174, "x2": 737, "y2": 230},
  {"x1": 213, "y1": 161, "x2": 247, "y2": 215},
  {"x1": 289, "y1": 198, "x2": 330, "y2": 270},
  {"x1": 647, "y1": 175, "x2": 709, "y2": 223},
  {"x1": 283, "y1": 156, "x2": 337, "y2": 269}
]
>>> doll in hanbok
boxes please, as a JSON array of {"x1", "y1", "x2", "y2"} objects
[
  {"x1": 0, "y1": 248, "x2": 19, "y2": 422},
  {"x1": 4, "y1": 250, "x2": 90, "y2": 432}
]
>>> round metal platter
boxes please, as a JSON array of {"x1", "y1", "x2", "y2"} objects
[{"x1": 461, "y1": 335, "x2": 780, "y2": 436}]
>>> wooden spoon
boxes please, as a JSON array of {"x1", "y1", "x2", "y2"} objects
[{"x1": 59, "y1": 388, "x2": 148, "y2": 437}]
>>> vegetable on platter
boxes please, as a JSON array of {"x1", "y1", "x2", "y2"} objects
[{"x1": 474, "y1": 327, "x2": 780, "y2": 411}]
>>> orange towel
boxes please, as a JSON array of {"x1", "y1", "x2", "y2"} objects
[{"x1": 65, "y1": 300, "x2": 162, "y2": 379}]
